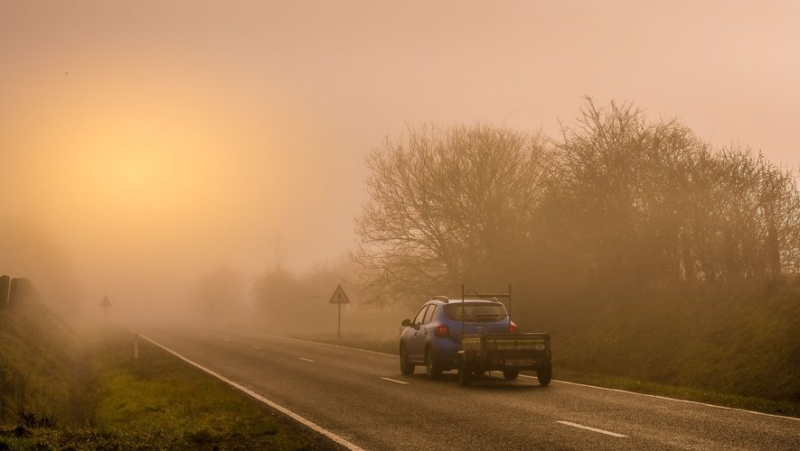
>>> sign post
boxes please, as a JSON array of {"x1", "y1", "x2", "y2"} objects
[{"x1": 328, "y1": 284, "x2": 350, "y2": 340}]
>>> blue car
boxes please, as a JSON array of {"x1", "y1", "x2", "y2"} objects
[{"x1": 399, "y1": 296, "x2": 516, "y2": 379}]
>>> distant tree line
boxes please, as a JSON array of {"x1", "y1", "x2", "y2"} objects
[
  {"x1": 353, "y1": 99, "x2": 800, "y2": 306},
  {"x1": 189, "y1": 266, "x2": 246, "y2": 323},
  {"x1": 250, "y1": 259, "x2": 360, "y2": 332}
]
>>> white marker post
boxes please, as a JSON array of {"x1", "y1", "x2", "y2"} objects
[{"x1": 328, "y1": 284, "x2": 351, "y2": 340}]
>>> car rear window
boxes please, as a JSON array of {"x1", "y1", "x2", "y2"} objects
[{"x1": 444, "y1": 303, "x2": 507, "y2": 322}]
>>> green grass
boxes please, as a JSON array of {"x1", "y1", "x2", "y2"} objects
[
  {"x1": 0, "y1": 301, "x2": 77, "y2": 427},
  {"x1": 1, "y1": 302, "x2": 337, "y2": 450},
  {"x1": 81, "y1": 329, "x2": 321, "y2": 450}
]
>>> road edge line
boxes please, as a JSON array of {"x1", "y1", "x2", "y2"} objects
[
  {"x1": 134, "y1": 331, "x2": 366, "y2": 451},
  {"x1": 520, "y1": 375, "x2": 800, "y2": 422}
]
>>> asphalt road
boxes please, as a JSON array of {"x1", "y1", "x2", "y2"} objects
[{"x1": 135, "y1": 323, "x2": 800, "y2": 450}]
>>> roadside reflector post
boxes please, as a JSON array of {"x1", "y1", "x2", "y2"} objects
[
  {"x1": 134, "y1": 333, "x2": 139, "y2": 359},
  {"x1": 328, "y1": 284, "x2": 351, "y2": 341}
]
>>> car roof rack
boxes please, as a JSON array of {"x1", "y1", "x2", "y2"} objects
[
  {"x1": 432, "y1": 295, "x2": 449, "y2": 303},
  {"x1": 460, "y1": 285, "x2": 513, "y2": 335}
]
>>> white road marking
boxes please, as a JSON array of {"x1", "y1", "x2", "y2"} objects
[
  {"x1": 380, "y1": 377, "x2": 410, "y2": 385},
  {"x1": 252, "y1": 346, "x2": 262, "y2": 350},
  {"x1": 135, "y1": 332, "x2": 365, "y2": 451},
  {"x1": 557, "y1": 421, "x2": 628, "y2": 438},
  {"x1": 299, "y1": 357, "x2": 315, "y2": 363},
  {"x1": 223, "y1": 338, "x2": 231, "y2": 342}
]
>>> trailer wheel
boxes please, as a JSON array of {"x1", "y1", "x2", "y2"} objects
[
  {"x1": 399, "y1": 345, "x2": 415, "y2": 376},
  {"x1": 458, "y1": 360, "x2": 473, "y2": 386},
  {"x1": 425, "y1": 349, "x2": 442, "y2": 380},
  {"x1": 503, "y1": 369, "x2": 519, "y2": 380},
  {"x1": 537, "y1": 365, "x2": 552, "y2": 386}
]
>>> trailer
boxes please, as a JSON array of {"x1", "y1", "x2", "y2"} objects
[
  {"x1": 455, "y1": 285, "x2": 552, "y2": 387},
  {"x1": 457, "y1": 332, "x2": 552, "y2": 386}
]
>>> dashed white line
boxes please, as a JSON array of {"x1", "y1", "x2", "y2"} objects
[
  {"x1": 134, "y1": 332, "x2": 365, "y2": 451},
  {"x1": 556, "y1": 421, "x2": 628, "y2": 438},
  {"x1": 252, "y1": 346, "x2": 262, "y2": 350},
  {"x1": 380, "y1": 377, "x2": 410, "y2": 385},
  {"x1": 223, "y1": 338, "x2": 231, "y2": 342},
  {"x1": 298, "y1": 357, "x2": 315, "y2": 363}
]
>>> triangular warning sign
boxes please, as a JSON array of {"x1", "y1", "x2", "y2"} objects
[{"x1": 329, "y1": 284, "x2": 350, "y2": 304}]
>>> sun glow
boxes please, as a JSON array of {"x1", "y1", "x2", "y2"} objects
[
  {"x1": 3, "y1": 60, "x2": 301, "y2": 304},
  {"x1": 57, "y1": 128, "x2": 193, "y2": 216},
  {"x1": 18, "y1": 81, "x2": 252, "y2": 261},
  {"x1": 109, "y1": 149, "x2": 170, "y2": 196}
]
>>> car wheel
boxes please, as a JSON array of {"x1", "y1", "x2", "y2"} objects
[
  {"x1": 537, "y1": 365, "x2": 552, "y2": 386},
  {"x1": 399, "y1": 345, "x2": 415, "y2": 376},
  {"x1": 425, "y1": 349, "x2": 442, "y2": 380},
  {"x1": 503, "y1": 369, "x2": 519, "y2": 380},
  {"x1": 458, "y1": 359, "x2": 472, "y2": 386}
]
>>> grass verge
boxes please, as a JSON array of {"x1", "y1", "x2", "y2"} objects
[
  {"x1": 553, "y1": 368, "x2": 800, "y2": 418},
  {"x1": 1, "y1": 327, "x2": 339, "y2": 450}
]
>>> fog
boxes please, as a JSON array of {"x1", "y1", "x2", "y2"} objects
[{"x1": 2, "y1": 1, "x2": 799, "y2": 321}]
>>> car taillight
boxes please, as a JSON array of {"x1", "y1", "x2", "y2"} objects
[
  {"x1": 434, "y1": 324, "x2": 449, "y2": 337},
  {"x1": 509, "y1": 321, "x2": 518, "y2": 333}
]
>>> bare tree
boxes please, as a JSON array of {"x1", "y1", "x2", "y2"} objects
[
  {"x1": 549, "y1": 99, "x2": 678, "y2": 286},
  {"x1": 354, "y1": 123, "x2": 550, "y2": 303},
  {"x1": 549, "y1": 98, "x2": 800, "y2": 293}
]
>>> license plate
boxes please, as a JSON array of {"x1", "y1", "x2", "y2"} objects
[{"x1": 505, "y1": 359, "x2": 530, "y2": 367}]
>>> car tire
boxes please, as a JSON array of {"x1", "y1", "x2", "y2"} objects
[
  {"x1": 458, "y1": 360, "x2": 472, "y2": 386},
  {"x1": 503, "y1": 369, "x2": 519, "y2": 380},
  {"x1": 399, "y1": 345, "x2": 415, "y2": 376},
  {"x1": 425, "y1": 348, "x2": 442, "y2": 380},
  {"x1": 537, "y1": 365, "x2": 552, "y2": 386}
]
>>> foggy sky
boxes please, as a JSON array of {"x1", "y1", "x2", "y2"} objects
[{"x1": 1, "y1": 1, "x2": 798, "y2": 310}]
